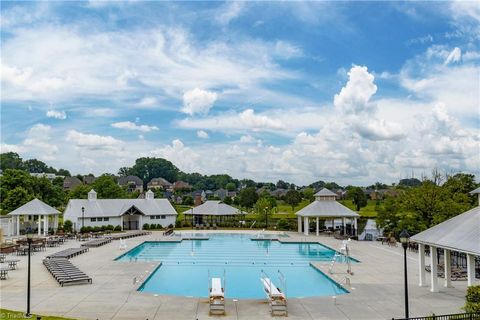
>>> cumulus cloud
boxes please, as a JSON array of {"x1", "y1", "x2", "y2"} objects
[
  {"x1": 239, "y1": 109, "x2": 284, "y2": 130},
  {"x1": 46, "y1": 109, "x2": 67, "y2": 119},
  {"x1": 334, "y1": 65, "x2": 377, "y2": 114},
  {"x1": 196, "y1": 130, "x2": 209, "y2": 139},
  {"x1": 136, "y1": 96, "x2": 157, "y2": 108},
  {"x1": 216, "y1": 1, "x2": 244, "y2": 26},
  {"x1": 66, "y1": 130, "x2": 123, "y2": 150},
  {"x1": 444, "y1": 47, "x2": 462, "y2": 64},
  {"x1": 274, "y1": 41, "x2": 303, "y2": 59},
  {"x1": 111, "y1": 121, "x2": 159, "y2": 132},
  {"x1": 23, "y1": 124, "x2": 58, "y2": 160},
  {"x1": 181, "y1": 88, "x2": 218, "y2": 116},
  {"x1": 354, "y1": 118, "x2": 406, "y2": 141}
]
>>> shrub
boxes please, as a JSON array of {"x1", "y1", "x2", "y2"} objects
[
  {"x1": 80, "y1": 226, "x2": 86, "y2": 233},
  {"x1": 150, "y1": 223, "x2": 157, "y2": 230},
  {"x1": 63, "y1": 220, "x2": 73, "y2": 232},
  {"x1": 106, "y1": 225, "x2": 115, "y2": 231},
  {"x1": 182, "y1": 220, "x2": 191, "y2": 228},
  {"x1": 93, "y1": 226, "x2": 101, "y2": 232},
  {"x1": 464, "y1": 285, "x2": 480, "y2": 312},
  {"x1": 277, "y1": 219, "x2": 289, "y2": 230},
  {"x1": 143, "y1": 223, "x2": 150, "y2": 230},
  {"x1": 114, "y1": 225, "x2": 122, "y2": 231},
  {"x1": 168, "y1": 223, "x2": 174, "y2": 229},
  {"x1": 156, "y1": 224, "x2": 163, "y2": 229}
]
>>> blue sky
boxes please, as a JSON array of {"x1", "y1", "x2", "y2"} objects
[{"x1": 1, "y1": 1, "x2": 479, "y2": 185}]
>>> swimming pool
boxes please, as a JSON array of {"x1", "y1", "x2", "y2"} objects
[{"x1": 116, "y1": 233, "x2": 352, "y2": 299}]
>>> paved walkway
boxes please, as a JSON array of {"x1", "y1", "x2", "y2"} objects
[{"x1": 0, "y1": 230, "x2": 473, "y2": 320}]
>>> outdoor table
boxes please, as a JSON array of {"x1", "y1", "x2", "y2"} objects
[
  {"x1": 377, "y1": 236, "x2": 387, "y2": 244},
  {"x1": 6, "y1": 259, "x2": 20, "y2": 270},
  {"x1": 0, "y1": 267, "x2": 9, "y2": 280},
  {"x1": 0, "y1": 254, "x2": 6, "y2": 263}
]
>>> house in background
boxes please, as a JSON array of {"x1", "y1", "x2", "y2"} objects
[
  {"x1": 63, "y1": 189, "x2": 177, "y2": 231},
  {"x1": 63, "y1": 176, "x2": 82, "y2": 191},
  {"x1": 83, "y1": 175, "x2": 96, "y2": 184},
  {"x1": 214, "y1": 188, "x2": 227, "y2": 200},
  {"x1": 118, "y1": 175, "x2": 143, "y2": 193},
  {"x1": 147, "y1": 177, "x2": 173, "y2": 191},
  {"x1": 173, "y1": 181, "x2": 192, "y2": 191}
]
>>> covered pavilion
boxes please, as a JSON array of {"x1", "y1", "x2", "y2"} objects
[
  {"x1": 411, "y1": 189, "x2": 480, "y2": 292},
  {"x1": 295, "y1": 188, "x2": 360, "y2": 236},
  {"x1": 7, "y1": 198, "x2": 61, "y2": 236},
  {"x1": 183, "y1": 200, "x2": 247, "y2": 226}
]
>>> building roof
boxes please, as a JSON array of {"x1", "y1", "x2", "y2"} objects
[
  {"x1": 118, "y1": 175, "x2": 143, "y2": 186},
  {"x1": 63, "y1": 198, "x2": 177, "y2": 218},
  {"x1": 63, "y1": 176, "x2": 82, "y2": 189},
  {"x1": 469, "y1": 187, "x2": 480, "y2": 194},
  {"x1": 183, "y1": 201, "x2": 247, "y2": 216},
  {"x1": 148, "y1": 177, "x2": 172, "y2": 186},
  {"x1": 314, "y1": 188, "x2": 338, "y2": 197},
  {"x1": 411, "y1": 206, "x2": 480, "y2": 256},
  {"x1": 295, "y1": 200, "x2": 359, "y2": 218},
  {"x1": 8, "y1": 198, "x2": 61, "y2": 216}
]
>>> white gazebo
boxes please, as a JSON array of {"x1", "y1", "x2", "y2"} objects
[
  {"x1": 7, "y1": 198, "x2": 61, "y2": 236},
  {"x1": 183, "y1": 200, "x2": 247, "y2": 226},
  {"x1": 295, "y1": 188, "x2": 360, "y2": 236},
  {"x1": 411, "y1": 189, "x2": 480, "y2": 292}
]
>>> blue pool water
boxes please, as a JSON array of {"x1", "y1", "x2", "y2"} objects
[{"x1": 116, "y1": 233, "x2": 351, "y2": 299}]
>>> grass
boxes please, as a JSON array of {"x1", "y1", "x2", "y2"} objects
[
  {"x1": 339, "y1": 199, "x2": 379, "y2": 217},
  {"x1": 0, "y1": 308, "x2": 75, "y2": 320}
]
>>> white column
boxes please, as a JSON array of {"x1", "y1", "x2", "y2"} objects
[
  {"x1": 342, "y1": 217, "x2": 346, "y2": 235},
  {"x1": 316, "y1": 217, "x2": 319, "y2": 236},
  {"x1": 16, "y1": 216, "x2": 20, "y2": 236},
  {"x1": 38, "y1": 215, "x2": 42, "y2": 235},
  {"x1": 467, "y1": 254, "x2": 476, "y2": 286},
  {"x1": 54, "y1": 215, "x2": 59, "y2": 231},
  {"x1": 297, "y1": 216, "x2": 302, "y2": 233},
  {"x1": 303, "y1": 217, "x2": 309, "y2": 236},
  {"x1": 418, "y1": 244, "x2": 426, "y2": 287},
  {"x1": 120, "y1": 216, "x2": 124, "y2": 231},
  {"x1": 44, "y1": 216, "x2": 49, "y2": 236},
  {"x1": 139, "y1": 216, "x2": 143, "y2": 230},
  {"x1": 353, "y1": 218, "x2": 358, "y2": 236},
  {"x1": 444, "y1": 249, "x2": 452, "y2": 288},
  {"x1": 430, "y1": 246, "x2": 439, "y2": 292}
]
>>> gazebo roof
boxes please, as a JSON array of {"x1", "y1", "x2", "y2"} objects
[
  {"x1": 183, "y1": 201, "x2": 247, "y2": 216},
  {"x1": 8, "y1": 198, "x2": 61, "y2": 216},
  {"x1": 469, "y1": 187, "x2": 480, "y2": 194},
  {"x1": 411, "y1": 206, "x2": 480, "y2": 256},
  {"x1": 295, "y1": 200, "x2": 359, "y2": 218},
  {"x1": 314, "y1": 188, "x2": 338, "y2": 197}
]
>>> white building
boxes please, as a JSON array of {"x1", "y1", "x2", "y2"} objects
[{"x1": 63, "y1": 189, "x2": 177, "y2": 231}]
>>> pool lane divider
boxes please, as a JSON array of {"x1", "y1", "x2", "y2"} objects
[
  {"x1": 136, "y1": 262, "x2": 163, "y2": 292},
  {"x1": 309, "y1": 262, "x2": 350, "y2": 294}
]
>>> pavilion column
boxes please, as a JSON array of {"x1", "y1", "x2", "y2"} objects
[
  {"x1": 303, "y1": 217, "x2": 309, "y2": 236},
  {"x1": 44, "y1": 215, "x2": 49, "y2": 236},
  {"x1": 139, "y1": 215, "x2": 143, "y2": 230},
  {"x1": 38, "y1": 215, "x2": 42, "y2": 235},
  {"x1": 444, "y1": 249, "x2": 452, "y2": 288},
  {"x1": 467, "y1": 254, "x2": 476, "y2": 286},
  {"x1": 316, "y1": 217, "x2": 319, "y2": 236},
  {"x1": 418, "y1": 244, "x2": 426, "y2": 287},
  {"x1": 120, "y1": 216, "x2": 124, "y2": 231},
  {"x1": 342, "y1": 217, "x2": 346, "y2": 235},
  {"x1": 54, "y1": 215, "x2": 58, "y2": 232},
  {"x1": 353, "y1": 217, "x2": 358, "y2": 236},
  {"x1": 297, "y1": 216, "x2": 302, "y2": 233},
  {"x1": 16, "y1": 216, "x2": 20, "y2": 236},
  {"x1": 430, "y1": 246, "x2": 439, "y2": 292}
]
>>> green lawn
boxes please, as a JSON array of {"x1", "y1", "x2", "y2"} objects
[
  {"x1": 339, "y1": 199, "x2": 379, "y2": 217},
  {"x1": 0, "y1": 308, "x2": 75, "y2": 320}
]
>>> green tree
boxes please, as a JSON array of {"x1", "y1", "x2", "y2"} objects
[
  {"x1": 68, "y1": 184, "x2": 91, "y2": 199},
  {"x1": 223, "y1": 196, "x2": 232, "y2": 205},
  {"x1": 0, "y1": 152, "x2": 24, "y2": 171},
  {"x1": 2, "y1": 187, "x2": 33, "y2": 213},
  {"x1": 23, "y1": 159, "x2": 53, "y2": 173},
  {"x1": 238, "y1": 187, "x2": 259, "y2": 208},
  {"x1": 225, "y1": 182, "x2": 236, "y2": 192},
  {"x1": 347, "y1": 187, "x2": 368, "y2": 211},
  {"x1": 127, "y1": 157, "x2": 179, "y2": 187},
  {"x1": 32, "y1": 177, "x2": 65, "y2": 207},
  {"x1": 302, "y1": 188, "x2": 315, "y2": 202},
  {"x1": 285, "y1": 190, "x2": 302, "y2": 211},
  {"x1": 255, "y1": 197, "x2": 272, "y2": 227},
  {"x1": 182, "y1": 195, "x2": 194, "y2": 206},
  {"x1": 92, "y1": 175, "x2": 127, "y2": 198}
]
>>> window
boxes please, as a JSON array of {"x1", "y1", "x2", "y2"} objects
[
  {"x1": 150, "y1": 216, "x2": 155, "y2": 220},
  {"x1": 103, "y1": 217, "x2": 109, "y2": 222},
  {"x1": 161, "y1": 215, "x2": 166, "y2": 219},
  {"x1": 90, "y1": 218, "x2": 96, "y2": 222}
]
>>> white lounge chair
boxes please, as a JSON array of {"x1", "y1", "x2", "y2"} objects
[
  {"x1": 119, "y1": 239, "x2": 127, "y2": 250},
  {"x1": 209, "y1": 277, "x2": 225, "y2": 315},
  {"x1": 261, "y1": 277, "x2": 287, "y2": 316}
]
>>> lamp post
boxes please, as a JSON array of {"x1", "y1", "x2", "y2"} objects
[
  {"x1": 81, "y1": 207, "x2": 85, "y2": 231},
  {"x1": 26, "y1": 230, "x2": 33, "y2": 317},
  {"x1": 399, "y1": 229, "x2": 410, "y2": 319}
]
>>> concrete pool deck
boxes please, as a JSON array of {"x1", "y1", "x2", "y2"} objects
[{"x1": 0, "y1": 230, "x2": 472, "y2": 320}]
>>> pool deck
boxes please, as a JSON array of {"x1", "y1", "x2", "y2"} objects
[{"x1": 0, "y1": 230, "x2": 473, "y2": 320}]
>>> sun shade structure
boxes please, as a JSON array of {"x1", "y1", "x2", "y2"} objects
[
  {"x1": 8, "y1": 198, "x2": 61, "y2": 236},
  {"x1": 183, "y1": 200, "x2": 247, "y2": 226},
  {"x1": 411, "y1": 204, "x2": 480, "y2": 291},
  {"x1": 63, "y1": 189, "x2": 177, "y2": 231},
  {"x1": 295, "y1": 188, "x2": 360, "y2": 236}
]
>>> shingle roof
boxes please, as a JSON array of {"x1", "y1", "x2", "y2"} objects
[
  {"x1": 118, "y1": 175, "x2": 143, "y2": 186},
  {"x1": 295, "y1": 200, "x2": 359, "y2": 218},
  {"x1": 182, "y1": 201, "x2": 247, "y2": 216},
  {"x1": 63, "y1": 176, "x2": 82, "y2": 189},
  {"x1": 411, "y1": 206, "x2": 480, "y2": 255},
  {"x1": 63, "y1": 198, "x2": 177, "y2": 218},
  {"x1": 469, "y1": 187, "x2": 480, "y2": 194},
  {"x1": 8, "y1": 198, "x2": 61, "y2": 216},
  {"x1": 314, "y1": 188, "x2": 338, "y2": 197}
]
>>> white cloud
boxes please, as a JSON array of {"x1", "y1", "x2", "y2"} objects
[
  {"x1": 239, "y1": 109, "x2": 284, "y2": 130},
  {"x1": 444, "y1": 47, "x2": 462, "y2": 64},
  {"x1": 0, "y1": 143, "x2": 26, "y2": 153},
  {"x1": 22, "y1": 124, "x2": 58, "y2": 161},
  {"x1": 89, "y1": 108, "x2": 116, "y2": 117},
  {"x1": 46, "y1": 109, "x2": 67, "y2": 119},
  {"x1": 274, "y1": 41, "x2": 303, "y2": 59},
  {"x1": 136, "y1": 96, "x2": 158, "y2": 108},
  {"x1": 216, "y1": 1, "x2": 244, "y2": 26},
  {"x1": 354, "y1": 118, "x2": 406, "y2": 141},
  {"x1": 196, "y1": 130, "x2": 209, "y2": 139},
  {"x1": 66, "y1": 130, "x2": 123, "y2": 150},
  {"x1": 111, "y1": 121, "x2": 159, "y2": 132},
  {"x1": 181, "y1": 88, "x2": 218, "y2": 116}
]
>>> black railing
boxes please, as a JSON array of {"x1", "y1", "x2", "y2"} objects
[{"x1": 392, "y1": 312, "x2": 480, "y2": 320}]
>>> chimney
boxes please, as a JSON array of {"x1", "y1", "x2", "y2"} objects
[
  {"x1": 146, "y1": 189, "x2": 154, "y2": 200},
  {"x1": 88, "y1": 189, "x2": 97, "y2": 201}
]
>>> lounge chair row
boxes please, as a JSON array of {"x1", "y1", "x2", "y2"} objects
[
  {"x1": 43, "y1": 258, "x2": 92, "y2": 286},
  {"x1": 425, "y1": 265, "x2": 468, "y2": 280},
  {"x1": 46, "y1": 247, "x2": 89, "y2": 259},
  {"x1": 80, "y1": 238, "x2": 112, "y2": 248},
  {"x1": 196, "y1": 224, "x2": 217, "y2": 230},
  {"x1": 108, "y1": 230, "x2": 151, "y2": 240}
]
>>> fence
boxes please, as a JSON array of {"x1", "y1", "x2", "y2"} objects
[{"x1": 392, "y1": 312, "x2": 480, "y2": 320}]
